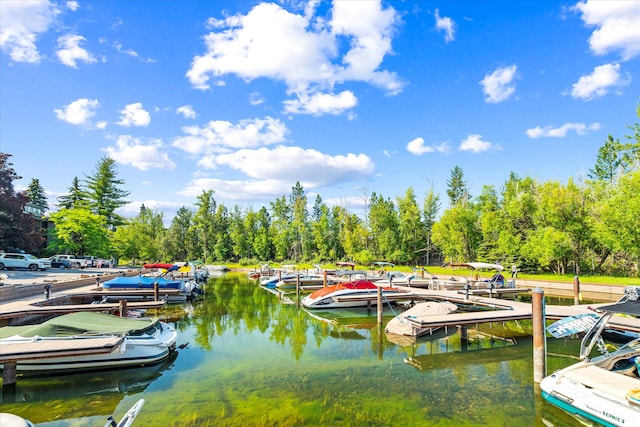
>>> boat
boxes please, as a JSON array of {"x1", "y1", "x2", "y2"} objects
[
  {"x1": 301, "y1": 279, "x2": 412, "y2": 309},
  {"x1": 143, "y1": 263, "x2": 175, "y2": 270},
  {"x1": 106, "y1": 398, "x2": 145, "y2": 427},
  {"x1": 540, "y1": 286, "x2": 640, "y2": 427},
  {"x1": 0, "y1": 413, "x2": 35, "y2": 427},
  {"x1": 275, "y1": 274, "x2": 338, "y2": 290},
  {"x1": 373, "y1": 270, "x2": 434, "y2": 288},
  {"x1": 385, "y1": 301, "x2": 458, "y2": 337},
  {"x1": 432, "y1": 262, "x2": 506, "y2": 290},
  {"x1": 0, "y1": 312, "x2": 178, "y2": 374},
  {"x1": 102, "y1": 275, "x2": 203, "y2": 301}
]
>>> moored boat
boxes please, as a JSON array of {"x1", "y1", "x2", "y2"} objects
[
  {"x1": 385, "y1": 301, "x2": 458, "y2": 337},
  {"x1": 541, "y1": 286, "x2": 640, "y2": 426},
  {"x1": 0, "y1": 312, "x2": 178, "y2": 374},
  {"x1": 301, "y1": 279, "x2": 411, "y2": 309},
  {"x1": 102, "y1": 275, "x2": 203, "y2": 301}
]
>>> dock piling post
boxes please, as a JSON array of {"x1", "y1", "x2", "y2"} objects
[
  {"x1": 532, "y1": 287, "x2": 546, "y2": 383},
  {"x1": 154, "y1": 282, "x2": 159, "y2": 301},
  {"x1": 296, "y1": 274, "x2": 300, "y2": 295},
  {"x1": 323, "y1": 270, "x2": 327, "y2": 288},
  {"x1": 2, "y1": 361, "x2": 17, "y2": 388},
  {"x1": 119, "y1": 299, "x2": 127, "y2": 317},
  {"x1": 464, "y1": 284, "x2": 470, "y2": 300},
  {"x1": 573, "y1": 275, "x2": 580, "y2": 305},
  {"x1": 377, "y1": 286, "x2": 382, "y2": 325}
]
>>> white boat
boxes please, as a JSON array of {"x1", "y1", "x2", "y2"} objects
[
  {"x1": 301, "y1": 279, "x2": 411, "y2": 309},
  {"x1": 373, "y1": 270, "x2": 434, "y2": 288},
  {"x1": 0, "y1": 312, "x2": 178, "y2": 374},
  {"x1": 0, "y1": 413, "x2": 35, "y2": 427},
  {"x1": 541, "y1": 286, "x2": 640, "y2": 427},
  {"x1": 275, "y1": 274, "x2": 338, "y2": 290},
  {"x1": 385, "y1": 301, "x2": 458, "y2": 337}
]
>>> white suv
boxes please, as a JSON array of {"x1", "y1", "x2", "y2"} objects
[{"x1": 0, "y1": 253, "x2": 51, "y2": 271}]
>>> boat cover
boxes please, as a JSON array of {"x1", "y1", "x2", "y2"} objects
[
  {"x1": 0, "y1": 312, "x2": 156, "y2": 338},
  {"x1": 102, "y1": 276, "x2": 182, "y2": 289},
  {"x1": 597, "y1": 301, "x2": 640, "y2": 316},
  {"x1": 143, "y1": 263, "x2": 175, "y2": 270},
  {"x1": 385, "y1": 301, "x2": 458, "y2": 336}
]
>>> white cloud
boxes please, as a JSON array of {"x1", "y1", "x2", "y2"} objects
[
  {"x1": 117, "y1": 102, "x2": 151, "y2": 127},
  {"x1": 570, "y1": 62, "x2": 631, "y2": 100},
  {"x1": 434, "y1": 8, "x2": 455, "y2": 43},
  {"x1": 186, "y1": 1, "x2": 402, "y2": 116},
  {"x1": 173, "y1": 117, "x2": 288, "y2": 154},
  {"x1": 406, "y1": 137, "x2": 450, "y2": 155},
  {"x1": 0, "y1": 0, "x2": 57, "y2": 63},
  {"x1": 56, "y1": 34, "x2": 96, "y2": 68},
  {"x1": 249, "y1": 92, "x2": 265, "y2": 106},
  {"x1": 459, "y1": 134, "x2": 499, "y2": 153},
  {"x1": 573, "y1": 0, "x2": 640, "y2": 61},
  {"x1": 480, "y1": 65, "x2": 517, "y2": 103},
  {"x1": 54, "y1": 98, "x2": 100, "y2": 126},
  {"x1": 66, "y1": 1, "x2": 79, "y2": 12},
  {"x1": 105, "y1": 135, "x2": 176, "y2": 171},
  {"x1": 526, "y1": 122, "x2": 601, "y2": 138},
  {"x1": 283, "y1": 90, "x2": 357, "y2": 116},
  {"x1": 179, "y1": 177, "x2": 292, "y2": 200},
  {"x1": 179, "y1": 145, "x2": 375, "y2": 200},
  {"x1": 209, "y1": 145, "x2": 375, "y2": 188},
  {"x1": 176, "y1": 105, "x2": 197, "y2": 119},
  {"x1": 113, "y1": 41, "x2": 138, "y2": 58}
]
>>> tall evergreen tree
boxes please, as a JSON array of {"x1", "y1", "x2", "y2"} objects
[
  {"x1": 57, "y1": 177, "x2": 89, "y2": 209},
  {"x1": 85, "y1": 157, "x2": 130, "y2": 229},
  {"x1": 588, "y1": 135, "x2": 627, "y2": 182},
  {"x1": 26, "y1": 178, "x2": 48, "y2": 212},
  {"x1": 446, "y1": 165, "x2": 469, "y2": 205}
]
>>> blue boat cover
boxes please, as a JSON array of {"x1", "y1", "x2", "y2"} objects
[{"x1": 102, "y1": 276, "x2": 182, "y2": 289}]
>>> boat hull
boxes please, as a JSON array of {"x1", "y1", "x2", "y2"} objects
[
  {"x1": 1, "y1": 320, "x2": 178, "y2": 374},
  {"x1": 540, "y1": 363, "x2": 640, "y2": 427},
  {"x1": 301, "y1": 280, "x2": 410, "y2": 309}
]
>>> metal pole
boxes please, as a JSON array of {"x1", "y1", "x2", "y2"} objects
[
  {"x1": 532, "y1": 287, "x2": 546, "y2": 383},
  {"x1": 573, "y1": 275, "x2": 580, "y2": 305}
]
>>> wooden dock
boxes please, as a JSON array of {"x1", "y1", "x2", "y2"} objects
[
  {"x1": 389, "y1": 286, "x2": 640, "y2": 333},
  {"x1": 0, "y1": 300, "x2": 166, "y2": 321}
]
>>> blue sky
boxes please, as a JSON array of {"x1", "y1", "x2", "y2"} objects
[{"x1": 1, "y1": 0, "x2": 639, "y2": 223}]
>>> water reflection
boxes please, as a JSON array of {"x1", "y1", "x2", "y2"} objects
[{"x1": 1, "y1": 272, "x2": 592, "y2": 426}]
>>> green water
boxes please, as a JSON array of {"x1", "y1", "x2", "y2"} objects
[{"x1": 1, "y1": 273, "x2": 594, "y2": 426}]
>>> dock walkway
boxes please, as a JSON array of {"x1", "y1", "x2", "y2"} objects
[{"x1": 392, "y1": 286, "x2": 640, "y2": 332}]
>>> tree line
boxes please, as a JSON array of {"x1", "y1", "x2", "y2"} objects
[{"x1": 1, "y1": 106, "x2": 638, "y2": 276}]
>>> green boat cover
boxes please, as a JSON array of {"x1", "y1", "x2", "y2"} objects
[{"x1": 0, "y1": 312, "x2": 157, "y2": 338}]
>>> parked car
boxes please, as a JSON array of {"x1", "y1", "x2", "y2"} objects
[
  {"x1": 49, "y1": 257, "x2": 75, "y2": 270},
  {"x1": 52, "y1": 254, "x2": 88, "y2": 268},
  {"x1": 0, "y1": 253, "x2": 51, "y2": 271}
]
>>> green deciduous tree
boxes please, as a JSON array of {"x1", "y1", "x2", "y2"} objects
[
  {"x1": 193, "y1": 190, "x2": 217, "y2": 263},
  {"x1": 47, "y1": 208, "x2": 110, "y2": 256}
]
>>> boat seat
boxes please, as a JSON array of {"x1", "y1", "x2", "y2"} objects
[{"x1": 564, "y1": 365, "x2": 640, "y2": 401}]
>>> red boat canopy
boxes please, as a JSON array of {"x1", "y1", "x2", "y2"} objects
[{"x1": 143, "y1": 263, "x2": 175, "y2": 270}]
